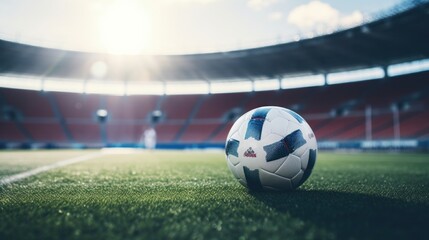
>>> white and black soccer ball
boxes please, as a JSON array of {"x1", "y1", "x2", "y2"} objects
[{"x1": 225, "y1": 106, "x2": 317, "y2": 191}]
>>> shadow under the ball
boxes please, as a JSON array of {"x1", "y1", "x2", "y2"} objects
[{"x1": 249, "y1": 189, "x2": 429, "y2": 240}]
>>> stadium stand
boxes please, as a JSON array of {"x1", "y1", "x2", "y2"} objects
[
  {"x1": 314, "y1": 116, "x2": 365, "y2": 141},
  {"x1": 67, "y1": 123, "x2": 101, "y2": 144},
  {"x1": 1, "y1": 70, "x2": 428, "y2": 148},
  {"x1": 179, "y1": 123, "x2": 219, "y2": 142},
  {"x1": 155, "y1": 123, "x2": 183, "y2": 143},
  {"x1": 330, "y1": 121, "x2": 366, "y2": 141},
  {"x1": 244, "y1": 91, "x2": 278, "y2": 111},
  {"x1": 106, "y1": 123, "x2": 147, "y2": 144},
  {"x1": 54, "y1": 92, "x2": 100, "y2": 119},
  {"x1": 301, "y1": 81, "x2": 371, "y2": 114},
  {"x1": 370, "y1": 114, "x2": 395, "y2": 140},
  {"x1": 23, "y1": 122, "x2": 67, "y2": 142},
  {"x1": 398, "y1": 111, "x2": 429, "y2": 138},
  {"x1": 0, "y1": 121, "x2": 25, "y2": 142},
  {"x1": 160, "y1": 95, "x2": 201, "y2": 120},
  {"x1": 0, "y1": 1, "x2": 428, "y2": 149},
  {"x1": 195, "y1": 93, "x2": 248, "y2": 119},
  {"x1": 209, "y1": 122, "x2": 234, "y2": 143},
  {"x1": 362, "y1": 72, "x2": 429, "y2": 109},
  {"x1": 0, "y1": 88, "x2": 54, "y2": 118},
  {"x1": 105, "y1": 95, "x2": 158, "y2": 120}
]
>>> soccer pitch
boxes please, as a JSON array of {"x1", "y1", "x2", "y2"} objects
[{"x1": 0, "y1": 150, "x2": 428, "y2": 240}]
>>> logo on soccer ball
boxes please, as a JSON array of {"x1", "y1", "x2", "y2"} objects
[{"x1": 244, "y1": 147, "x2": 257, "y2": 158}]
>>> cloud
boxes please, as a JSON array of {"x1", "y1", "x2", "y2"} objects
[
  {"x1": 341, "y1": 10, "x2": 364, "y2": 27},
  {"x1": 269, "y1": 11, "x2": 283, "y2": 21},
  {"x1": 287, "y1": 1, "x2": 363, "y2": 32},
  {"x1": 248, "y1": 0, "x2": 278, "y2": 10},
  {"x1": 161, "y1": 0, "x2": 218, "y2": 4}
]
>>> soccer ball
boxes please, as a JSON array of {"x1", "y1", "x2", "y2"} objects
[{"x1": 225, "y1": 106, "x2": 317, "y2": 191}]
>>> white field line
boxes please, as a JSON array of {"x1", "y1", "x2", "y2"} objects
[{"x1": 0, "y1": 152, "x2": 103, "y2": 186}]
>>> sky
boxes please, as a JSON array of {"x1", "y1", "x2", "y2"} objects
[{"x1": 0, "y1": 0, "x2": 401, "y2": 54}]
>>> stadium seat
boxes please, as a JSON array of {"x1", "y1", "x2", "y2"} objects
[
  {"x1": 54, "y1": 92, "x2": 101, "y2": 119},
  {"x1": 68, "y1": 123, "x2": 102, "y2": 143},
  {"x1": 155, "y1": 123, "x2": 183, "y2": 143},
  {"x1": 106, "y1": 123, "x2": 148, "y2": 143},
  {"x1": 105, "y1": 95, "x2": 158, "y2": 120},
  {"x1": 23, "y1": 122, "x2": 67, "y2": 142},
  {"x1": 372, "y1": 114, "x2": 395, "y2": 140},
  {"x1": 0, "y1": 120, "x2": 26, "y2": 142},
  {"x1": 398, "y1": 111, "x2": 429, "y2": 138},
  {"x1": 0, "y1": 88, "x2": 54, "y2": 118},
  {"x1": 160, "y1": 95, "x2": 200, "y2": 120},
  {"x1": 314, "y1": 116, "x2": 363, "y2": 140},
  {"x1": 210, "y1": 122, "x2": 233, "y2": 143},
  {"x1": 195, "y1": 93, "x2": 248, "y2": 119},
  {"x1": 179, "y1": 123, "x2": 219, "y2": 142}
]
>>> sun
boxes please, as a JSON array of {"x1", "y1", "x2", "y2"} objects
[{"x1": 99, "y1": 2, "x2": 152, "y2": 54}]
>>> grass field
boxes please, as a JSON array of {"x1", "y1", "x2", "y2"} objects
[{"x1": 0, "y1": 150, "x2": 428, "y2": 240}]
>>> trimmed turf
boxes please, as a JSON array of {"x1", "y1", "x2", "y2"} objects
[
  {"x1": 0, "y1": 150, "x2": 428, "y2": 240},
  {"x1": 0, "y1": 150, "x2": 97, "y2": 177}
]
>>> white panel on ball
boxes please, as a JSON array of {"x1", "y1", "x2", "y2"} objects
[
  {"x1": 301, "y1": 149, "x2": 310, "y2": 170},
  {"x1": 259, "y1": 169, "x2": 293, "y2": 191},
  {"x1": 291, "y1": 170, "x2": 304, "y2": 187},
  {"x1": 275, "y1": 154, "x2": 302, "y2": 178}
]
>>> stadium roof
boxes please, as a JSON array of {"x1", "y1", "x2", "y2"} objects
[{"x1": 0, "y1": 1, "x2": 428, "y2": 82}]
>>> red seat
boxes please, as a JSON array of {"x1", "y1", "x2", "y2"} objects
[
  {"x1": 196, "y1": 93, "x2": 247, "y2": 119},
  {"x1": 155, "y1": 123, "x2": 183, "y2": 143},
  {"x1": 180, "y1": 123, "x2": 219, "y2": 142},
  {"x1": 24, "y1": 122, "x2": 67, "y2": 142},
  {"x1": 0, "y1": 121, "x2": 26, "y2": 142},
  {"x1": 210, "y1": 122, "x2": 233, "y2": 143},
  {"x1": 161, "y1": 95, "x2": 200, "y2": 120},
  {"x1": 54, "y1": 92, "x2": 100, "y2": 119},
  {"x1": 68, "y1": 123, "x2": 101, "y2": 143},
  {"x1": 0, "y1": 89, "x2": 54, "y2": 118},
  {"x1": 106, "y1": 123, "x2": 148, "y2": 143},
  {"x1": 106, "y1": 95, "x2": 158, "y2": 120}
]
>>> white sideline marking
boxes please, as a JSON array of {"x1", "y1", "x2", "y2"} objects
[{"x1": 0, "y1": 152, "x2": 102, "y2": 186}]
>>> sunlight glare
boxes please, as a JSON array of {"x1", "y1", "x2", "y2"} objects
[{"x1": 99, "y1": 1, "x2": 151, "y2": 54}]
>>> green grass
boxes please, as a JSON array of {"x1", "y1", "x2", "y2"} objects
[
  {"x1": 0, "y1": 150, "x2": 428, "y2": 240},
  {"x1": 0, "y1": 150, "x2": 96, "y2": 177}
]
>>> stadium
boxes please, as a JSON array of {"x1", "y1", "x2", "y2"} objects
[{"x1": 0, "y1": 0, "x2": 428, "y2": 239}]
